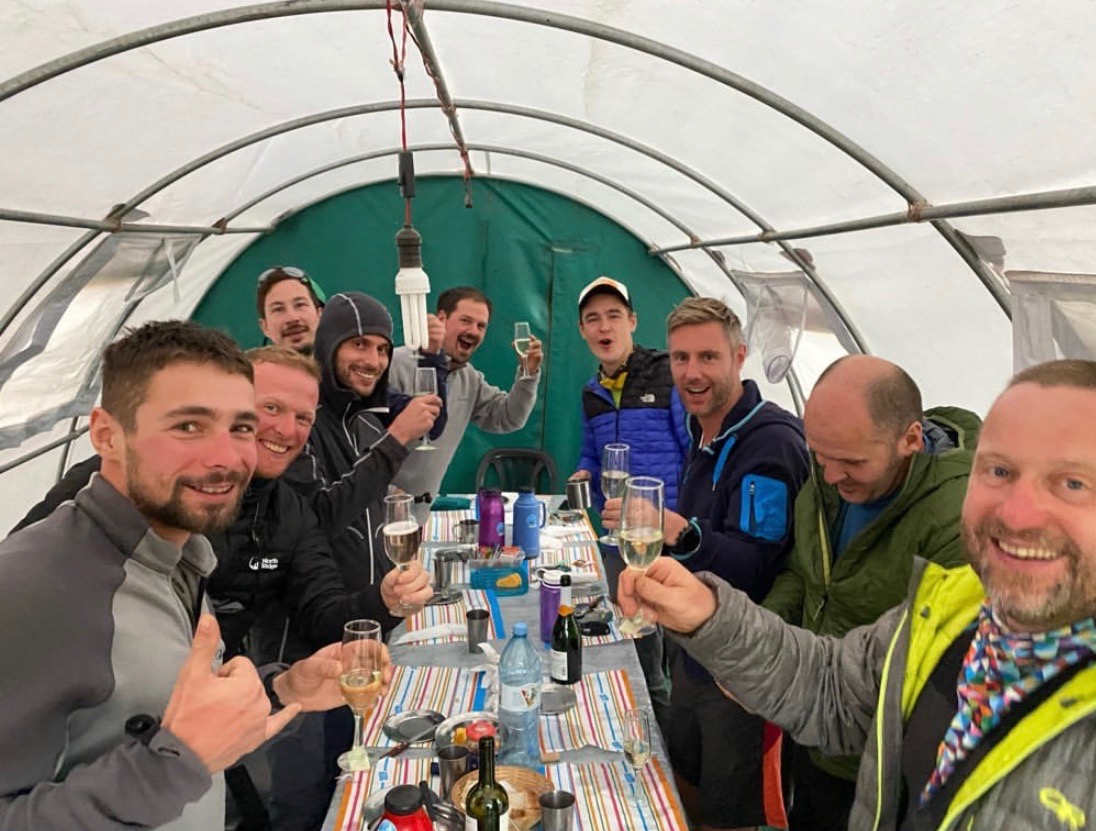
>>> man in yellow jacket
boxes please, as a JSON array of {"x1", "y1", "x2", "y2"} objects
[{"x1": 621, "y1": 358, "x2": 1096, "y2": 831}]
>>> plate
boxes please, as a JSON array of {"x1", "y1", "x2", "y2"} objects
[
  {"x1": 433, "y1": 711, "x2": 500, "y2": 751},
  {"x1": 382, "y1": 709, "x2": 445, "y2": 744},
  {"x1": 540, "y1": 683, "x2": 577, "y2": 716},
  {"x1": 450, "y1": 766, "x2": 553, "y2": 831}
]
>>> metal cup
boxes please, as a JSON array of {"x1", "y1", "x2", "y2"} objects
[
  {"x1": 455, "y1": 518, "x2": 480, "y2": 546},
  {"x1": 565, "y1": 474, "x2": 592, "y2": 511},
  {"x1": 539, "y1": 790, "x2": 576, "y2": 831},
  {"x1": 437, "y1": 744, "x2": 470, "y2": 802},
  {"x1": 434, "y1": 551, "x2": 458, "y2": 592},
  {"x1": 466, "y1": 608, "x2": 490, "y2": 654}
]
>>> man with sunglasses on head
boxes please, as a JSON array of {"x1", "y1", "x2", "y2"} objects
[{"x1": 257, "y1": 266, "x2": 326, "y2": 355}]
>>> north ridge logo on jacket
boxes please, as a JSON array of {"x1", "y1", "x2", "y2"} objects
[{"x1": 247, "y1": 556, "x2": 280, "y2": 571}]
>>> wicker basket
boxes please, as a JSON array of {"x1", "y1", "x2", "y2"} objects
[{"x1": 450, "y1": 765, "x2": 554, "y2": 831}]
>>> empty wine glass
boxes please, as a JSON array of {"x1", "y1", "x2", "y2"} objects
[
  {"x1": 618, "y1": 476, "x2": 663, "y2": 638},
  {"x1": 598, "y1": 443, "x2": 630, "y2": 546},
  {"x1": 337, "y1": 619, "x2": 383, "y2": 772},
  {"x1": 413, "y1": 366, "x2": 438, "y2": 451},
  {"x1": 622, "y1": 708, "x2": 651, "y2": 769},
  {"x1": 383, "y1": 494, "x2": 423, "y2": 616},
  {"x1": 513, "y1": 321, "x2": 532, "y2": 377}
]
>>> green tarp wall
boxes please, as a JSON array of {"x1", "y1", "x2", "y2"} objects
[{"x1": 193, "y1": 176, "x2": 692, "y2": 495}]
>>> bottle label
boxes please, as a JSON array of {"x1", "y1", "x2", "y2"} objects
[
  {"x1": 465, "y1": 807, "x2": 510, "y2": 831},
  {"x1": 549, "y1": 649, "x2": 568, "y2": 682},
  {"x1": 500, "y1": 682, "x2": 540, "y2": 711},
  {"x1": 378, "y1": 821, "x2": 398, "y2": 831}
]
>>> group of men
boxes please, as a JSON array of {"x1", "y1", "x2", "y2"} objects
[{"x1": 2, "y1": 262, "x2": 1094, "y2": 831}]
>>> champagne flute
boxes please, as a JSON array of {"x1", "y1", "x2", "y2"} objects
[
  {"x1": 413, "y1": 366, "x2": 438, "y2": 451},
  {"x1": 598, "y1": 442, "x2": 630, "y2": 546},
  {"x1": 622, "y1": 708, "x2": 652, "y2": 769},
  {"x1": 618, "y1": 476, "x2": 663, "y2": 638},
  {"x1": 383, "y1": 493, "x2": 423, "y2": 616},
  {"x1": 337, "y1": 619, "x2": 383, "y2": 772},
  {"x1": 513, "y1": 321, "x2": 532, "y2": 378}
]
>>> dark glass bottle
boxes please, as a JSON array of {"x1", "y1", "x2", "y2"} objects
[
  {"x1": 549, "y1": 603, "x2": 582, "y2": 685},
  {"x1": 464, "y1": 736, "x2": 509, "y2": 831}
]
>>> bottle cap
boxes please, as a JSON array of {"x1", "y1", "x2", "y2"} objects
[
  {"x1": 467, "y1": 719, "x2": 497, "y2": 741},
  {"x1": 383, "y1": 784, "x2": 425, "y2": 816},
  {"x1": 513, "y1": 621, "x2": 528, "y2": 637},
  {"x1": 558, "y1": 604, "x2": 574, "y2": 616},
  {"x1": 519, "y1": 486, "x2": 535, "y2": 494}
]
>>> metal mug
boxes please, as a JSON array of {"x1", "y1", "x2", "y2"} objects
[
  {"x1": 434, "y1": 551, "x2": 459, "y2": 592},
  {"x1": 565, "y1": 473, "x2": 592, "y2": 511},
  {"x1": 454, "y1": 519, "x2": 479, "y2": 546}
]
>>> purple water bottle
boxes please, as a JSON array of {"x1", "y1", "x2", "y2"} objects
[{"x1": 477, "y1": 488, "x2": 505, "y2": 549}]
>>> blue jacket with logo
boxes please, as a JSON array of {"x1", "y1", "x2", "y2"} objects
[
  {"x1": 674, "y1": 379, "x2": 810, "y2": 601},
  {"x1": 577, "y1": 346, "x2": 690, "y2": 511}
]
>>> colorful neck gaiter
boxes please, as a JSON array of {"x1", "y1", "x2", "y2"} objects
[{"x1": 921, "y1": 603, "x2": 1095, "y2": 804}]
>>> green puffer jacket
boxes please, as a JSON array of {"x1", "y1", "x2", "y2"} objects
[
  {"x1": 763, "y1": 405, "x2": 981, "y2": 779},
  {"x1": 679, "y1": 563, "x2": 1096, "y2": 831}
]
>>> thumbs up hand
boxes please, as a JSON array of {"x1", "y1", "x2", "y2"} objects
[{"x1": 161, "y1": 615, "x2": 301, "y2": 774}]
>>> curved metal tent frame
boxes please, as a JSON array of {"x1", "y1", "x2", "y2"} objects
[{"x1": 0, "y1": 0, "x2": 1009, "y2": 315}]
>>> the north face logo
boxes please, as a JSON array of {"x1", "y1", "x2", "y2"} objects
[{"x1": 640, "y1": 393, "x2": 655, "y2": 403}]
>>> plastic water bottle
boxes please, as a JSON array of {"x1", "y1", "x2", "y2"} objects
[
  {"x1": 497, "y1": 621, "x2": 541, "y2": 767},
  {"x1": 512, "y1": 487, "x2": 546, "y2": 560}
]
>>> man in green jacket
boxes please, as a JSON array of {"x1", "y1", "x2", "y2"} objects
[
  {"x1": 621, "y1": 358, "x2": 1096, "y2": 831},
  {"x1": 763, "y1": 355, "x2": 981, "y2": 830}
]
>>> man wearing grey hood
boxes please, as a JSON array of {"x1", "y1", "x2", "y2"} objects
[{"x1": 284, "y1": 290, "x2": 447, "y2": 599}]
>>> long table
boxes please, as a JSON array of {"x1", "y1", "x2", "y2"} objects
[{"x1": 321, "y1": 501, "x2": 687, "y2": 831}]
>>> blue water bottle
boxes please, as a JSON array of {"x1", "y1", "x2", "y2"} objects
[
  {"x1": 497, "y1": 622, "x2": 542, "y2": 768},
  {"x1": 512, "y1": 487, "x2": 546, "y2": 560}
]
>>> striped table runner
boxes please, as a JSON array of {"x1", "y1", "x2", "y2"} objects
[
  {"x1": 546, "y1": 760, "x2": 687, "y2": 831},
  {"x1": 403, "y1": 590, "x2": 504, "y2": 643},
  {"x1": 537, "y1": 543, "x2": 601, "y2": 580},
  {"x1": 539, "y1": 670, "x2": 637, "y2": 753},
  {"x1": 426, "y1": 509, "x2": 476, "y2": 542},
  {"x1": 359, "y1": 665, "x2": 483, "y2": 747},
  {"x1": 333, "y1": 756, "x2": 434, "y2": 831}
]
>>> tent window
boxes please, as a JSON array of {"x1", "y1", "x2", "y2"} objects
[{"x1": 1008, "y1": 270, "x2": 1096, "y2": 372}]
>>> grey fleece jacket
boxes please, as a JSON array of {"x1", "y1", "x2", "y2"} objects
[
  {"x1": 388, "y1": 345, "x2": 539, "y2": 496},
  {"x1": 0, "y1": 475, "x2": 220, "y2": 831},
  {"x1": 676, "y1": 564, "x2": 1096, "y2": 831}
]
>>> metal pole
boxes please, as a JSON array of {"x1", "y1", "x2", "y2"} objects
[
  {"x1": 0, "y1": 425, "x2": 90, "y2": 476},
  {"x1": 0, "y1": 208, "x2": 269, "y2": 235},
  {"x1": 651, "y1": 185, "x2": 1096, "y2": 254}
]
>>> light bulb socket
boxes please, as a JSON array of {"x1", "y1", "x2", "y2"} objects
[{"x1": 395, "y1": 224, "x2": 423, "y2": 269}]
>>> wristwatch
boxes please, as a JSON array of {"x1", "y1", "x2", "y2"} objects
[
  {"x1": 125, "y1": 713, "x2": 161, "y2": 747},
  {"x1": 669, "y1": 517, "x2": 701, "y2": 555}
]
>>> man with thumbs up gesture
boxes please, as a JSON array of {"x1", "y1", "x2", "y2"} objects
[{"x1": 0, "y1": 321, "x2": 388, "y2": 831}]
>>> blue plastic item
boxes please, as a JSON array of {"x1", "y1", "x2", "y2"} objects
[
  {"x1": 511, "y1": 487, "x2": 547, "y2": 560},
  {"x1": 497, "y1": 621, "x2": 542, "y2": 768}
]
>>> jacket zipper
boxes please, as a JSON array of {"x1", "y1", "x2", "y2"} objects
[{"x1": 748, "y1": 482, "x2": 757, "y2": 535}]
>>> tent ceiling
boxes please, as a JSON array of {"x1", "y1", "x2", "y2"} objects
[{"x1": 2, "y1": 0, "x2": 1096, "y2": 483}]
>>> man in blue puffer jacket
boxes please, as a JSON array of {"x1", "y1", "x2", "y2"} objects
[{"x1": 572, "y1": 276, "x2": 689, "y2": 738}]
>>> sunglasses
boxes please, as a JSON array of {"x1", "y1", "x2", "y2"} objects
[{"x1": 257, "y1": 266, "x2": 327, "y2": 304}]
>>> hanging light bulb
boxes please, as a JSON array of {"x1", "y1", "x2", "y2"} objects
[
  {"x1": 393, "y1": 149, "x2": 431, "y2": 350},
  {"x1": 395, "y1": 222, "x2": 431, "y2": 350}
]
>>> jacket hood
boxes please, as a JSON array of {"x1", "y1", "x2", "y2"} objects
[{"x1": 314, "y1": 292, "x2": 394, "y2": 414}]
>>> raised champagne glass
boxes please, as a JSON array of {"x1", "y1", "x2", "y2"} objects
[
  {"x1": 513, "y1": 321, "x2": 532, "y2": 378},
  {"x1": 337, "y1": 619, "x2": 384, "y2": 772},
  {"x1": 598, "y1": 442, "x2": 630, "y2": 546},
  {"x1": 617, "y1": 475, "x2": 663, "y2": 638},
  {"x1": 383, "y1": 493, "x2": 423, "y2": 616},
  {"x1": 413, "y1": 366, "x2": 438, "y2": 451}
]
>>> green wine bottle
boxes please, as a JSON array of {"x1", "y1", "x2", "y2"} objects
[
  {"x1": 464, "y1": 736, "x2": 509, "y2": 831},
  {"x1": 550, "y1": 603, "x2": 582, "y2": 685}
]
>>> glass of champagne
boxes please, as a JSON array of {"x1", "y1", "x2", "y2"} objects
[
  {"x1": 618, "y1": 475, "x2": 663, "y2": 638},
  {"x1": 622, "y1": 708, "x2": 652, "y2": 769},
  {"x1": 337, "y1": 619, "x2": 384, "y2": 772},
  {"x1": 599, "y1": 442, "x2": 630, "y2": 546},
  {"x1": 513, "y1": 321, "x2": 532, "y2": 378},
  {"x1": 413, "y1": 366, "x2": 437, "y2": 451},
  {"x1": 383, "y1": 493, "x2": 423, "y2": 616}
]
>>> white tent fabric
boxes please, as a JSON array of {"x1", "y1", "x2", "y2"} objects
[{"x1": 2, "y1": 0, "x2": 1095, "y2": 529}]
